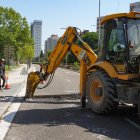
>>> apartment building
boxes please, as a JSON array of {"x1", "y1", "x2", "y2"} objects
[
  {"x1": 44, "y1": 35, "x2": 59, "y2": 52},
  {"x1": 31, "y1": 20, "x2": 42, "y2": 57}
]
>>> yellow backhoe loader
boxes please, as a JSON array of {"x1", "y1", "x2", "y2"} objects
[{"x1": 26, "y1": 11, "x2": 140, "y2": 117}]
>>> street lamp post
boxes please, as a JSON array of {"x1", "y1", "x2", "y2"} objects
[{"x1": 91, "y1": 0, "x2": 101, "y2": 47}]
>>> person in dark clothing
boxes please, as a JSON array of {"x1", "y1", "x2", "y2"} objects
[{"x1": 0, "y1": 59, "x2": 5, "y2": 90}]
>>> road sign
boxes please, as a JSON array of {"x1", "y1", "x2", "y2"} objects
[
  {"x1": 3, "y1": 45, "x2": 15, "y2": 58},
  {"x1": 3, "y1": 45, "x2": 15, "y2": 70}
]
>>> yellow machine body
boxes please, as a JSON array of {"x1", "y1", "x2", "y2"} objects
[{"x1": 26, "y1": 11, "x2": 140, "y2": 117}]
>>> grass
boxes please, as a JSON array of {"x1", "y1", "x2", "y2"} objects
[{"x1": 5, "y1": 65, "x2": 19, "y2": 71}]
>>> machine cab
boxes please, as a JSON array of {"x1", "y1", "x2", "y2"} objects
[{"x1": 98, "y1": 12, "x2": 140, "y2": 74}]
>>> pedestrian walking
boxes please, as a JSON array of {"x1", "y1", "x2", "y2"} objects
[{"x1": 0, "y1": 59, "x2": 6, "y2": 91}]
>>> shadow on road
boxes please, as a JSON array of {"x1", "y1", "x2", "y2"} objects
[{"x1": 3, "y1": 101, "x2": 140, "y2": 140}]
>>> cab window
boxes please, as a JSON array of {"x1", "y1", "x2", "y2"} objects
[{"x1": 106, "y1": 19, "x2": 126, "y2": 63}]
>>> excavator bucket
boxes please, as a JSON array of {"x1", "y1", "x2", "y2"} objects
[{"x1": 25, "y1": 71, "x2": 42, "y2": 98}]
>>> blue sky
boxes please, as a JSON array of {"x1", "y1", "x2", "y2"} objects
[{"x1": 0, "y1": 0, "x2": 138, "y2": 50}]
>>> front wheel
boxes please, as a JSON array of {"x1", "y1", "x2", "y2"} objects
[{"x1": 86, "y1": 70, "x2": 118, "y2": 114}]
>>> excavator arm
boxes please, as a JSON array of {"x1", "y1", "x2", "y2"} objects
[{"x1": 25, "y1": 26, "x2": 97, "y2": 99}]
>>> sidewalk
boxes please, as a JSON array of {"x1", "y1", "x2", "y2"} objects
[
  {"x1": 0, "y1": 64, "x2": 26, "y2": 97},
  {"x1": 0, "y1": 64, "x2": 35, "y2": 119},
  {"x1": 0, "y1": 64, "x2": 36, "y2": 97}
]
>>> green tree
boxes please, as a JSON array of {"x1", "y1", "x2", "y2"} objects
[
  {"x1": 22, "y1": 45, "x2": 34, "y2": 69},
  {"x1": 40, "y1": 50, "x2": 44, "y2": 61},
  {"x1": 78, "y1": 32, "x2": 98, "y2": 50},
  {"x1": 45, "y1": 50, "x2": 52, "y2": 59},
  {"x1": 67, "y1": 51, "x2": 77, "y2": 64},
  {"x1": 64, "y1": 32, "x2": 98, "y2": 66},
  {"x1": 0, "y1": 7, "x2": 34, "y2": 64},
  {"x1": 15, "y1": 17, "x2": 34, "y2": 64}
]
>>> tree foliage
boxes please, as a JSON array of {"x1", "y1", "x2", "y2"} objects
[
  {"x1": 78, "y1": 32, "x2": 98, "y2": 50},
  {"x1": 45, "y1": 50, "x2": 52, "y2": 59},
  {"x1": 22, "y1": 45, "x2": 34, "y2": 61},
  {"x1": 40, "y1": 50, "x2": 44, "y2": 59},
  {"x1": 66, "y1": 32, "x2": 98, "y2": 64},
  {"x1": 21, "y1": 44, "x2": 34, "y2": 68},
  {"x1": 0, "y1": 6, "x2": 34, "y2": 64}
]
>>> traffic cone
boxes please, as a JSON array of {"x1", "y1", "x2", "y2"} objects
[
  {"x1": 5, "y1": 75, "x2": 11, "y2": 89},
  {"x1": 40, "y1": 80, "x2": 44, "y2": 84}
]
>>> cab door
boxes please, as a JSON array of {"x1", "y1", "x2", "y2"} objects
[{"x1": 100, "y1": 18, "x2": 127, "y2": 73}]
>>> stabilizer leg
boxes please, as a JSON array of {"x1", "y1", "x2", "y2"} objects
[{"x1": 81, "y1": 95, "x2": 86, "y2": 108}]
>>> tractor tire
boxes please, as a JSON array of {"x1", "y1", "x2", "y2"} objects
[{"x1": 86, "y1": 70, "x2": 118, "y2": 114}]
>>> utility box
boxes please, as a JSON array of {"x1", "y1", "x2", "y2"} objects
[{"x1": 130, "y1": 1, "x2": 140, "y2": 12}]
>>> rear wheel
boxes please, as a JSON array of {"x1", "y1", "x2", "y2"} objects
[{"x1": 86, "y1": 70, "x2": 118, "y2": 114}]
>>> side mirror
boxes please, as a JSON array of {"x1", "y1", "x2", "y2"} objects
[{"x1": 129, "y1": 40, "x2": 135, "y2": 48}]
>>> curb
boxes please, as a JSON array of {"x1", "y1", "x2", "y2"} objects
[
  {"x1": 0, "y1": 64, "x2": 34, "y2": 119},
  {"x1": 0, "y1": 79, "x2": 26, "y2": 119},
  {"x1": 60, "y1": 66, "x2": 80, "y2": 73}
]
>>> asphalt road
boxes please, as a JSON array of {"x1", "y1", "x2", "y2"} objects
[
  {"x1": 3, "y1": 67, "x2": 140, "y2": 140},
  {"x1": 34, "y1": 67, "x2": 80, "y2": 96}
]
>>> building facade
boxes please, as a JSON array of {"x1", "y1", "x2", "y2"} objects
[
  {"x1": 130, "y1": 1, "x2": 140, "y2": 12},
  {"x1": 96, "y1": 16, "x2": 104, "y2": 33},
  {"x1": 31, "y1": 20, "x2": 42, "y2": 58},
  {"x1": 44, "y1": 35, "x2": 59, "y2": 53}
]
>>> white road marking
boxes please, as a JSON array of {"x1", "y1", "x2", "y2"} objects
[
  {"x1": 124, "y1": 117, "x2": 140, "y2": 130},
  {"x1": 66, "y1": 79, "x2": 71, "y2": 83},
  {"x1": 65, "y1": 90, "x2": 76, "y2": 93},
  {"x1": 65, "y1": 71, "x2": 70, "y2": 74},
  {"x1": 0, "y1": 84, "x2": 26, "y2": 140},
  {"x1": 0, "y1": 102, "x2": 21, "y2": 140}
]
